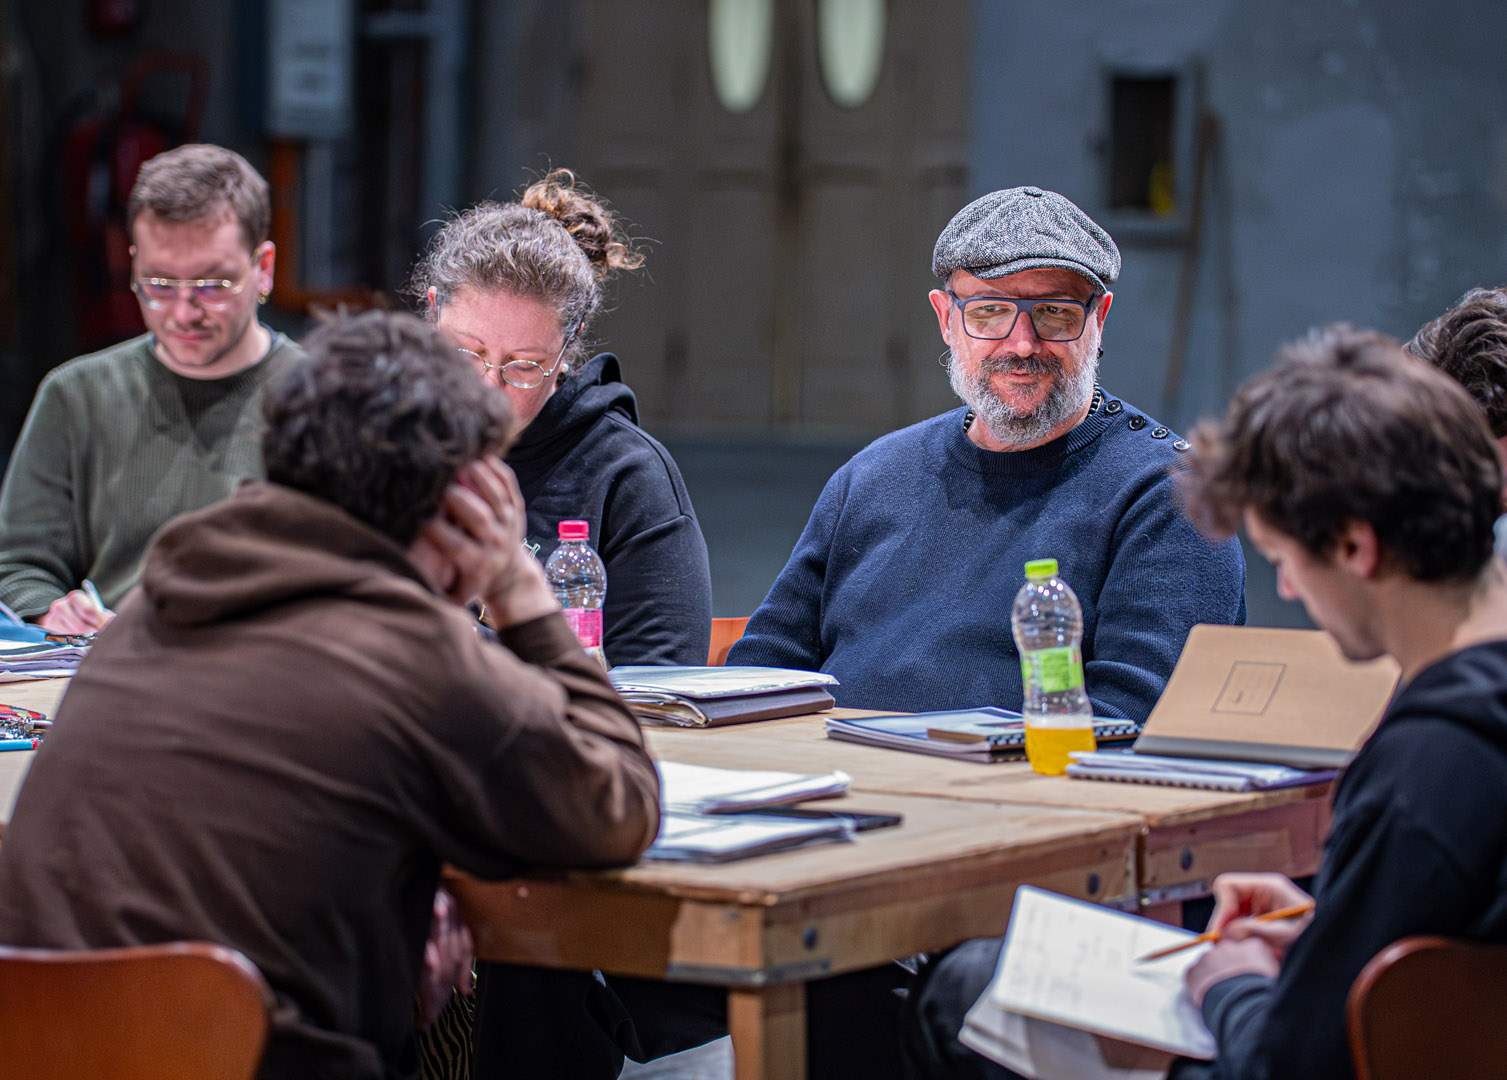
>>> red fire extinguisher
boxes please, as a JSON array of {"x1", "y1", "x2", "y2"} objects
[{"x1": 58, "y1": 51, "x2": 208, "y2": 351}]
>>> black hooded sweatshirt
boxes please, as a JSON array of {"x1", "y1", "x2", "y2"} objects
[
  {"x1": 506, "y1": 353, "x2": 712, "y2": 667},
  {"x1": 1174, "y1": 639, "x2": 1507, "y2": 1080}
]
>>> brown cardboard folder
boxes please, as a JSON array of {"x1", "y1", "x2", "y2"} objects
[{"x1": 1132, "y1": 625, "x2": 1401, "y2": 769}]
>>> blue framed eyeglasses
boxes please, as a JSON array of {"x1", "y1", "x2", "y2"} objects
[{"x1": 946, "y1": 291, "x2": 1098, "y2": 342}]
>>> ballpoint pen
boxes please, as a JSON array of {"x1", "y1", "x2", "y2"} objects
[
  {"x1": 82, "y1": 578, "x2": 107, "y2": 616},
  {"x1": 1136, "y1": 900, "x2": 1316, "y2": 962}
]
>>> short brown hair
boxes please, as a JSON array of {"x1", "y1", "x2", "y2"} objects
[
  {"x1": 1404, "y1": 286, "x2": 1507, "y2": 438},
  {"x1": 408, "y1": 169, "x2": 644, "y2": 371},
  {"x1": 1180, "y1": 323, "x2": 1501, "y2": 582},
  {"x1": 127, "y1": 143, "x2": 271, "y2": 251},
  {"x1": 262, "y1": 311, "x2": 516, "y2": 545}
]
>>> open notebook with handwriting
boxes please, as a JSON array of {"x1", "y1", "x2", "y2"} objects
[{"x1": 961, "y1": 885, "x2": 1215, "y2": 1079}]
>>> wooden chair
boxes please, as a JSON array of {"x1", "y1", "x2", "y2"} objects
[
  {"x1": 1347, "y1": 934, "x2": 1507, "y2": 1080},
  {"x1": 707, "y1": 615, "x2": 750, "y2": 666},
  {"x1": 0, "y1": 940, "x2": 275, "y2": 1080}
]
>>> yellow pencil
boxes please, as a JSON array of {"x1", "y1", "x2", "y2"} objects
[{"x1": 1136, "y1": 900, "x2": 1316, "y2": 962}]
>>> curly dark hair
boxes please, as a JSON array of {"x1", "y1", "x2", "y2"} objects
[
  {"x1": 262, "y1": 311, "x2": 515, "y2": 545},
  {"x1": 1180, "y1": 323, "x2": 1501, "y2": 582},
  {"x1": 1404, "y1": 286, "x2": 1507, "y2": 438}
]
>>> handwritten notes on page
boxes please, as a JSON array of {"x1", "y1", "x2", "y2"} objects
[{"x1": 986, "y1": 886, "x2": 1216, "y2": 1060}]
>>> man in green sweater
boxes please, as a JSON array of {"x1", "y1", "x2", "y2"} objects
[{"x1": 0, "y1": 143, "x2": 300, "y2": 633}]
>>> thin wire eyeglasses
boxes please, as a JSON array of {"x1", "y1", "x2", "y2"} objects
[
  {"x1": 946, "y1": 291, "x2": 1099, "y2": 342},
  {"x1": 460, "y1": 319, "x2": 585, "y2": 390},
  {"x1": 131, "y1": 247, "x2": 267, "y2": 311}
]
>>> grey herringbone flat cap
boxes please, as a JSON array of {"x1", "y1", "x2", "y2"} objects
[{"x1": 932, "y1": 186, "x2": 1121, "y2": 291}]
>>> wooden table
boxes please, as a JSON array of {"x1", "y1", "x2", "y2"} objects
[
  {"x1": 447, "y1": 792, "x2": 1140, "y2": 1079},
  {"x1": 448, "y1": 713, "x2": 1334, "y2": 1078},
  {"x1": 0, "y1": 686, "x2": 1331, "y2": 1078},
  {"x1": 645, "y1": 713, "x2": 1332, "y2": 913},
  {"x1": 0, "y1": 678, "x2": 66, "y2": 829}
]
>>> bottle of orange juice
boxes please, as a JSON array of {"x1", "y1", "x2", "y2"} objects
[{"x1": 1012, "y1": 559, "x2": 1096, "y2": 775}]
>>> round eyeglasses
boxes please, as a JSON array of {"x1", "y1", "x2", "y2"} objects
[
  {"x1": 946, "y1": 291, "x2": 1099, "y2": 343},
  {"x1": 460, "y1": 319, "x2": 584, "y2": 390}
]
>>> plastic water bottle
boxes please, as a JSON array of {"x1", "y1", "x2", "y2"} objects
[
  {"x1": 1011, "y1": 558, "x2": 1096, "y2": 775},
  {"x1": 544, "y1": 520, "x2": 608, "y2": 669}
]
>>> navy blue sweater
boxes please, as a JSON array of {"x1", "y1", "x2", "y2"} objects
[
  {"x1": 1175, "y1": 640, "x2": 1507, "y2": 1080},
  {"x1": 728, "y1": 396, "x2": 1246, "y2": 717}
]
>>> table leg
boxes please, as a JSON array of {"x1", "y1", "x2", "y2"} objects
[{"x1": 728, "y1": 982, "x2": 806, "y2": 1080}]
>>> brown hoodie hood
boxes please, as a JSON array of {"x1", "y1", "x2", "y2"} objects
[{"x1": 141, "y1": 480, "x2": 429, "y2": 628}]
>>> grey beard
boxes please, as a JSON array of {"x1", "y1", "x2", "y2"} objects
[{"x1": 947, "y1": 347, "x2": 1099, "y2": 449}]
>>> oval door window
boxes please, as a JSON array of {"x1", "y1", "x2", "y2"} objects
[
  {"x1": 817, "y1": 0, "x2": 886, "y2": 108},
  {"x1": 708, "y1": 0, "x2": 775, "y2": 113}
]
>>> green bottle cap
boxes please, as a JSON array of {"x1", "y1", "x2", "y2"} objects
[{"x1": 1024, "y1": 558, "x2": 1058, "y2": 579}]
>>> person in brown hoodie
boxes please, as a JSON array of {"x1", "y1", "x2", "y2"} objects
[{"x1": 0, "y1": 310, "x2": 661, "y2": 1080}]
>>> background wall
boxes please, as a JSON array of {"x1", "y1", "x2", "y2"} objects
[
  {"x1": 4, "y1": 0, "x2": 1505, "y2": 626},
  {"x1": 967, "y1": 0, "x2": 1507, "y2": 434}
]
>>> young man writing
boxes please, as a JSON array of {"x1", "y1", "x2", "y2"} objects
[{"x1": 0, "y1": 144, "x2": 297, "y2": 632}]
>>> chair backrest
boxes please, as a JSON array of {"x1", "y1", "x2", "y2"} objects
[
  {"x1": 1347, "y1": 934, "x2": 1507, "y2": 1080},
  {"x1": 0, "y1": 940, "x2": 275, "y2": 1080},
  {"x1": 708, "y1": 616, "x2": 750, "y2": 666}
]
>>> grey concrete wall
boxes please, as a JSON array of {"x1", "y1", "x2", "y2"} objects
[
  {"x1": 969, "y1": 0, "x2": 1507, "y2": 435},
  {"x1": 967, "y1": 0, "x2": 1507, "y2": 628}
]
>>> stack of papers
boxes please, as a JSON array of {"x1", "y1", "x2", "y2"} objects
[
  {"x1": 1065, "y1": 749, "x2": 1335, "y2": 792},
  {"x1": 657, "y1": 760, "x2": 851, "y2": 812},
  {"x1": 825, "y1": 709, "x2": 1140, "y2": 763},
  {"x1": 646, "y1": 812, "x2": 855, "y2": 863},
  {"x1": 961, "y1": 886, "x2": 1215, "y2": 1080},
  {"x1": 645, "y1": 761, "x2": 855, "y2": 862},
  {"x1": 609, "y1": 666, "x2": 838, "y2": 727},
  {"x1": 0, "y1": 639, "x2": 90, "y2": 681}
]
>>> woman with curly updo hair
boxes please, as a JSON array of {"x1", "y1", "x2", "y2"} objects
[
  {"x1": 409, "y1": 169, "x2": 712, "y2": 667},
  {"x1": 409, "y1": 172, "x2": 719, "y2": 1080}
]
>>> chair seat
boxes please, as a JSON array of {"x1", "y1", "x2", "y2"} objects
[
  {"x1": 1347, "y1": 934, "x2": 1507, "y2": 1080},
  {"x1": 708, "y1": 615, "x2": 750, "y2": 666},
  {"x1": 0, "y1": 940, "x2": 274, "y2": 1080}
]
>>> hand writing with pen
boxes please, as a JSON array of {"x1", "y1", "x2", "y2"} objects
[
  {"x1": 38, "y1": 578, "x2": 115, "y2": 636},
  {"x1": 1184, "y1": 872, "x2": 1316, "y2": 1007}
]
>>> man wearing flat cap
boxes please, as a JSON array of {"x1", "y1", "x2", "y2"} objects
[{"x1": 730, "y1": 186, "x2": 1246, "y2": 720}]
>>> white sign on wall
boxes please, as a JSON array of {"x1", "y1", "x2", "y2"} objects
[{"x1": 267, "y1": 0, "x2": 355, "y2": 139}]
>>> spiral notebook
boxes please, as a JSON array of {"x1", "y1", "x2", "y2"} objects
[
  {"x1": 1064, "y1": 749, "x2": 1335, "y2": 792},
  {"x1": 825, "y1": 709, "x2": 1140, "y2": 763}
]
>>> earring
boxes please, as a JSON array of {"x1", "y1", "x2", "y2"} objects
[{"x1": 258, "y1": 290, "x2": 270, "y2": 305}]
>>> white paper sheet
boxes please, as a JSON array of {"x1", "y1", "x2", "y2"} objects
[
  {"x1": 656, "y1": 760, "x2": 851, "y2": 813},
  {"x1": 986, "y1": 886, "x2": 1216, "y2": 1060}
]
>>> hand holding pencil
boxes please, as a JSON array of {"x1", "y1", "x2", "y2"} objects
[
  {"x1": 1181, "y1": 873, "x2": 1316, "y2": 1007},
  {"x1": 1138, "y1": 900, "x2": 1315, "y2": 961}
]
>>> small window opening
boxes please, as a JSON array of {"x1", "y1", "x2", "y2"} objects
[{"x1": 1108, "y1": 75, "x2": 1177, "y2": 216}]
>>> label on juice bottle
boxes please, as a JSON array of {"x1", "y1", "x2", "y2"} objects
[
  {"x1": 1019, "y1": 646, "x2": 1084, "y2": 694},
  {"x1": 563, "y1": 608, "x2": 603, "y2": 648}
]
